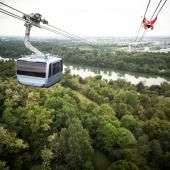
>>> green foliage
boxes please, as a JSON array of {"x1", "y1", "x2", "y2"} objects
[
  {"x1": 92, "y1": 150, "x2": 111, "y2": 170},
  {"x1": 57, "y1": 118, "x2": 94, "y2": 170},
  {"x1": 96, "y1": 123, "x2": 119, "y2": 152},
  {"x1": 0, "y1": 60, "x2": 15, "y2": 79},
  {"x1": 41, "y1": 147, "x2": 54, "y2": 170},
  {"x1": 0, "y1": 160, "x2": 9, "y2": 170},
  {"x1": 108, "y1": 160, "x2": 139, "y2": 170},
  {"x1": 114, "y1": 90, "x2": 139, "y2": 117},
  {"x1": 17, "y1": 102, "x2": 53, "y2": 133},
  {"x1": 117, "y1": 128, "x2": 137, "y2": 147},
  {"x1": 0, "y1": 126, "x2": 28, "y2": 151},
  {"x1": 0, "y1": 59, "x2": 170, "y2": 169}
]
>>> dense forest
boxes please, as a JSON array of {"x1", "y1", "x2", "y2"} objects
[
  {"x1": 0, "y1": 39, "x2": 170, "y2": 77},
  {"x1": 0, "y1": 60, "x2": 170, "y2": 170}
]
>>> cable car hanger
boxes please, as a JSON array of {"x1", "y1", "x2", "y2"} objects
[
  {"x1": 22, "y1": 13, "x2": 48, "y2": 57},
  {"x1": 135, "y1": 0, "x2": 168, "y2": 42},
  {"x1": 0, "y1": 1, "x2": 94, "y2": 45}
]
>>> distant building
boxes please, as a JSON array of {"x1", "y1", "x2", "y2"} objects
[
  {"x1": 0, "y1": 56, "x2": 10, "y2": 61},
  {"x1": 144, "y1": 47, "x2": 150, "y2": 52},
  {"x1": 160, "y1": 48, "x2": 170, "y2": 53},
  {"x1": 128, "y1": 44, "x2": 131, "y2": 53}
]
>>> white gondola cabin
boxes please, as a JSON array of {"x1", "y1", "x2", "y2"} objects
[
  {"x1": 16, "y1": 13, "x2": 63, "y2": 87},
  {"x1": 17, "y1": 55, "x2": 63, "y2": 87}
]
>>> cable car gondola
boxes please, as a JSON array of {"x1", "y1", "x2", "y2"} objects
[
  {"x1": 17, "y1": 55, "x2": 63, "y2": 87},
  {"x1": 16, "y1": 13, "x2": 63, "y2": 87}
]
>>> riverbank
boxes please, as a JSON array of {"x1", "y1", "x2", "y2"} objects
[
  {"x1": 64, "y1": 62, "x2": 170, "y2": 86},
  {"x1": 1, "y1": 39, "x2": 170, "y2": 77},
  {"x1": 0, "y1": 58, "x2": 169, "y2": 86}
]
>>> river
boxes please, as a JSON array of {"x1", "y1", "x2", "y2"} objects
[
  {"x1": 1, "y1": 57, "x2": 169, "y2": 86},
  {"x1": 64, "y1": 63, "x2": 170, "y2": 86}
]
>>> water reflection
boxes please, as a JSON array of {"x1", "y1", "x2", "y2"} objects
[{"x1": 64, "y1": 63, "x2": 170, "y2": 86}]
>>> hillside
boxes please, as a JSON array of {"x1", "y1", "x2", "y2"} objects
[{"x1": 0, "y1": 63, "x2": 170, "y2": 170}]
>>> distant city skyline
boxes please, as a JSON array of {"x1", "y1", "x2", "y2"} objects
[{"x1": 0, "y1": 0, "x2": 170, "y2": 38}]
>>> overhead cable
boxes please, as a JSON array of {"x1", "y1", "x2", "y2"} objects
[
  {"x1": 150, "y1": 0, "x2": 163, "y2": 20},
  {"x1": 135, "y1": 0, "x2": 151, "y2": 41},
  {"x1": 0, "y1": 8, "x2": 25, "y2": 22},
  {"x1": 47, "y1": 24, "x2": 90, "y2": 43},
  {"x1": 0, "y1": 6, "x2": 93, "y2": 45},
  {"x1": 0, "y1": 1, "x2": 25, "y2": 15},
  {"x1": 156, "y1": 0, "x2": 168, "y2": 16},
  {"x1": 0, "y1": 1, "x2": 96, "y2": 46}
]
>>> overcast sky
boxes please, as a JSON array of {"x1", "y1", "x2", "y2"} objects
[{"x1": 0, "y1": 0, "x2": 170, "y2": 38}]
